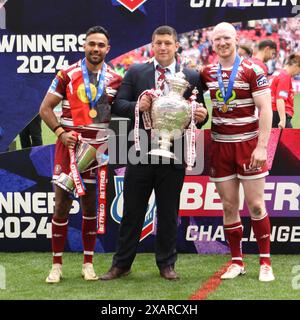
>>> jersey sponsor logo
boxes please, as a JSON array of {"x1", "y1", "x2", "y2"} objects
[
  {"x1": 77, "y1": 83, "x2": 97, "y2": 104},
  {"x1": 110, "y1": 175, "x2": 156, "y2": 241},
  {"x1": 256, "y1": 74, "x2": 268, "y2": 87},
  {"x1": 279, "y1": 90, "x2": 288, "y2": 99},
  {"x1": 252, "y1": 65, "x2": 264, "y2": 76}
]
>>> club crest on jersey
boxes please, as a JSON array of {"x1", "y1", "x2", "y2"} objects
[
  {"x1": 54, "y1": 164, "x2": 62, "y2": 175},
  {"x1": 243, "y1": 163, "x2": 261, "y2": 173},
  {"x1": 210, "y1": 167, "x2": 216, "y2": 177},
  {"x1": 110, "y1": 175, "x2": 156, "y2": 241}
]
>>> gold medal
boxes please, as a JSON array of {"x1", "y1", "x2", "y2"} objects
[
  {"x1": 89, "y1": 109, "x2": 98, "y2": 119},
  {"x1": 221, "y1": 104, "x2": 228, "y2": 113}
]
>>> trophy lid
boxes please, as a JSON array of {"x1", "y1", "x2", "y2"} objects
[{"x1": 167, "y1": 71, "x2": 189, "y2": 92}]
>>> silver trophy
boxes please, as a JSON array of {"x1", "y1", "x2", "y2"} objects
[
  {"x1": 148, "y1": 71, "x2": 191, "y2": 158},
  {"x1": 53, "y1": 140, "x2": 97, "y2": 194}
]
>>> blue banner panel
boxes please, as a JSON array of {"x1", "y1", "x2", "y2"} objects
[{"x1": 0, "y1": 0, "x2": 299, "y2": 150}]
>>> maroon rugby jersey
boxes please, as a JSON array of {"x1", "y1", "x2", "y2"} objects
[
  {"x1": 201, "y1": 59, "x2": 270, "y2": 142},
  {"x1": 48, "y1": 60, "x2": 122, "y2": 140},
  {"x1": 250, "y1": 57, "x2": 268, "y2": 76}
]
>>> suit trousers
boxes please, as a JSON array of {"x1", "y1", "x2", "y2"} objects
[
  {"x1": 112, "y1": 162, "x2": 185, "y2": 270},
  {"x1": 272, "y1": 110, "x2": 293, "y2": 128},
  {"x1": 19, "y1": 115, "x2": 42, "y2": 148}
]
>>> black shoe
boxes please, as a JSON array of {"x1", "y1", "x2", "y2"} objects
[
  {"x1": 100, "y1": 266, "x2": 131, "y2": 281},
  {"x1": 159, "y1": 265, "x2": 180, "y2": 281}
]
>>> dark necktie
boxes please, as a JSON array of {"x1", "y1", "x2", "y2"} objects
[{"x1": 156, "y1": 65, "x2": 167, "y2": 91}]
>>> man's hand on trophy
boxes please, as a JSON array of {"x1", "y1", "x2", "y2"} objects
[
  {"x1": 194, "y1": 103, "x2": 208, "y2": 123},
  {"x1": 60, "y1": 130, "x2": 79, "y2": 149},
  {"x1": 139, "y1": 94, "x2": 152, "y2": 112}
]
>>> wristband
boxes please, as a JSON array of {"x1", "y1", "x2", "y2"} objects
[
  {"x1": 53, "y1": 125, "x2": 62, "y2": 133},
  {"x1": 55, "y1": 127, "x2": 65, "y2": 138},
  {"x1": 58, "y1": 131, "x2": 66, "y2": 140}
]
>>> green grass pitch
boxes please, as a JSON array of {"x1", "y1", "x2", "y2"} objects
[{"x1": 0, "y1": 253, "x2": 300, "y2": 300}]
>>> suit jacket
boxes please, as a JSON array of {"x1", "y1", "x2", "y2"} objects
[{"x1": 112, "y1": 61, "x2": 208, "y2": 166}]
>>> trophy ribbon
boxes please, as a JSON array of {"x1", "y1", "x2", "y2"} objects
[
  {"x1": 134, "y1": 89, "x2": 162, "y2": 152},
  {"x1": 69, "y1": 134, "x2": 86, "y2": 197},
  {"x1": 186, "y1": 89, "x2": 198, "y2": 171}
]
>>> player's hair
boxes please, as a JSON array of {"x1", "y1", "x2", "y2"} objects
[
  {"x1": 258, "y1": 40, "x2": 277, "y2": 51},
  {"x1": 85, "y1": 26, "x2": 110, "y2": 42},
  {"x1": 285, "y1": 54, "x2": 300, "y2": 67},
  {"x1": 152, "y1": 25, "x2": 178, "y2": 41},
  {"x1": 239, "y1": 45, "x2": 253, "y2": 57}
]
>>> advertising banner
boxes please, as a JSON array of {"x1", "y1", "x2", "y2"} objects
[
  {"x1": 0, "y1": 0, "x2": 299, "y2": 150},
  {"x1": 0, "y1": 129, "x2": 299, "y2": 254},
  {"x1": 0, "y1": 1, "x2": 299, "y2": 255}
]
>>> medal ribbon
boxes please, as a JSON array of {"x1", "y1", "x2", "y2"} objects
[
  {"x1": 217, "y1": 55, "x2": 240, "y2": 104},
  {"x1": 81, "y1": 58, "x2": 107, "y2": 110}
]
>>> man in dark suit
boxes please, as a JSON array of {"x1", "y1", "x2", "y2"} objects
[{"x1": 101, "y1": 26, "x2": 208, "y2": 281}]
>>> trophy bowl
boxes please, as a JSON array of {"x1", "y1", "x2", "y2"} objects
[
  {"x1": 148, "y1": 73, "x2": 191, "y2": 159},
  {"x1": 53, "y1": 140, "x2": 97, "y2": 194}
]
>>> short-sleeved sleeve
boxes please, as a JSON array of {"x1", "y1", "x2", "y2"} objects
[
  {"x1": 248, "y1": 64, "x2": 270, "y2": 98},
  {"x1": 274, "y1": 73, "x2": 290, "y2": 101},
  {"x1": 48, "y1": 69, "x2": 68, "y2": 99}
]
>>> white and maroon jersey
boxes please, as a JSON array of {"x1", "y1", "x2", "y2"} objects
[
  {"x1": 48, "y1": 60, "x2": 122, "y2": 142},
  {"x1": 202, "y1": 59, "x2": 270, "y2": 143},
  {"x1": 250, "y1": 57, "x2": 268, "y2": 75}
]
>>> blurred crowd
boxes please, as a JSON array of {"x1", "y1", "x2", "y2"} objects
[{"x1": 110, "y1": 17, "x2": 300, "y2": 79}]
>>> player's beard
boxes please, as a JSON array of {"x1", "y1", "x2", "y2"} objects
[{"x1": 86, "y1": 53, "x2": 104, "y2": 66}]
